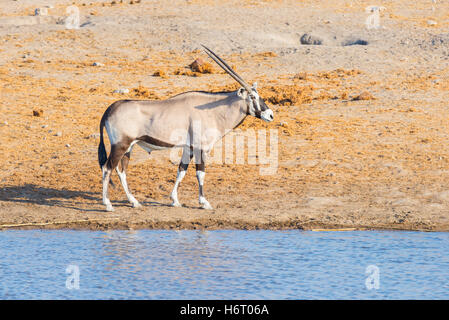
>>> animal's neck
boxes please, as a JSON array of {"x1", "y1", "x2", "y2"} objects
[{"x1": 218, "y1": 92, "x2": 248, "y2": 133}]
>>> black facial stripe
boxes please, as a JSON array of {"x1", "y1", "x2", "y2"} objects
[
  {"x1": 259, "y1": 99, "x2": 268, "y2": 111},
  {"x1": 251, "y1": 96, "x2": 259, "y2": 110}
]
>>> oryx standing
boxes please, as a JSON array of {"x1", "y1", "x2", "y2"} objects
[{"x1": 98, "y1": 46, "x2": 274, "y2": 212}]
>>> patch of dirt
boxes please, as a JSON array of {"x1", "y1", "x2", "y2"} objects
[{"x1": 1, "y1": 0, "x2": 449, "y2": 231}]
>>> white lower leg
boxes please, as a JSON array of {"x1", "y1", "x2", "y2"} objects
[
  {"x1": 116, "y1": 168, "x2": 141, "y2": 208},
  {"x1": 102, "y1": 167, "x2": 114, "y2": 212},
  {"x1": 196, "y1": 170, "x2": 212, "y2": 210},
  {"x1": 170, "y1": 169, "x2": 186, "y2": 207}
]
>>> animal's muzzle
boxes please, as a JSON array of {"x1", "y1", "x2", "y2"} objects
[{"x1": 261, "y1": 109, "x2": 274, "y2": 122}]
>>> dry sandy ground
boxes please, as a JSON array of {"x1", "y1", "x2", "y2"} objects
[{"x1": 1, "y1": 0, "x2": 449, "y2": 231}]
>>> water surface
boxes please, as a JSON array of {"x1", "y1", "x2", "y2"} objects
[{"x1": 0, "y1": 230, "x2": 448, "y2": 299}]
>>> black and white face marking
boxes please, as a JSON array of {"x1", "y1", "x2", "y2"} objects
[{"x1": 243, "y1": 83, "x2": 274, "y2": 122}]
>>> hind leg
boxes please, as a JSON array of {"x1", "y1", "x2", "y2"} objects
[
  {"x1": 116, "y1": 148, "x2": 141, "y2": 208},
  {"x1": 102, "y1": 142, "x2": 129, "y2": 212},
  {"x1": 102, "y1": 166, "x2": 114, "y2": 212}
]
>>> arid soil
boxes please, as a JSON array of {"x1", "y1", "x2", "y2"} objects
[{"x1": 1, "y1": 0, "x2": 449, "y2": 231}]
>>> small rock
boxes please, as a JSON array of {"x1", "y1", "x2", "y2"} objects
[
  {"x1": 33, "y1": 109, "x2": 43, "y2": 117},
  {"x1": 85, "y1": 133, "x2": 100, "y2": 139},
  {"x1": 189, "y1": 58, "x2": 213, "y2": 73},
  {"x1": 41, "y1": 124, "x2": 48, "y2": 128},
  {"x1": 342, "y1": 38, "x2": 369, "y2": 46},
  {"x1": 55, "y1": 132, "x2": 62, "y2": 137},
  {"x1": 65, "y1": 144, "x2": 70, "y2": 148},
  {"x1": 294, "y1": 72, "x2": 308, "y2": 80},
  {"x1": 352, "y1": 91, "x2": 375, "y2": 101},
  {"x1": 93, "y1": 62, "x2": 104, "y2": 67},
  {"x1": 153, "y1": 70, "x2": 166, "y2": 77},
  {"x1": 113, "y1": 88, "x2": 129, "y2": 94},
  {"x1": 300, "y1": 33, "x2": 323, "y2": 45},
  {"x1": 34, "y1": 8, "x2": 48, "y2": 16},
  {"x1": 427, "y1": 20, "x2": 437, "y2": 26}
]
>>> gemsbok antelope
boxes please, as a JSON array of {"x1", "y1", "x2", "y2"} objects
[{"x1": 98, "y1": 45, "x2": 274, "y2": 212}]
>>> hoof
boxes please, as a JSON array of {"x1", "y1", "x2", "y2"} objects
[
  {"x1": 105, "y1": 205, "x2": 114, "y2": 212},
  {"x1": 132, "y1": 202, "x2": 142, "y2": 209},
  {"x1": 171, "y1": 201, "x2": 182, "y2": 208},
  {"x1": 200, "y1": 202, "x2": 213, "y2": 210}
]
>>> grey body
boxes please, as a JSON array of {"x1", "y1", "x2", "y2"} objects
[
  {"x1": 104, "y1": 91, "x2": 248, "y2": 151},
  {"x1": 98, "y1": 46, "x2": 274, "y2": 212}
]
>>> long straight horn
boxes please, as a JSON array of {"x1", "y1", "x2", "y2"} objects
[{"x1": 201, "y1": 45, "x2": 252, "y2": 92}]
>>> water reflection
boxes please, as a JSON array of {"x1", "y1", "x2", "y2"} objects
[{"x1": 0, "y1": 230, "x2": 448, "y2": 299}]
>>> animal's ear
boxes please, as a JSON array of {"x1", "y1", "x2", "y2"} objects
[
  {"x1": 237, "y1": 87, "x2": 247, "y2": 98},
  {"x1": 252, "y1": 82, "x2": 258, "y2": 90}
]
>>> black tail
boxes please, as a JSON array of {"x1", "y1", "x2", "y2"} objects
[
  {"x1": 98, "y1": 115, "x2": 115, "y2": 187},
  {"x1": 98, "y1": 116, "x2": 108, "y2": 168}
]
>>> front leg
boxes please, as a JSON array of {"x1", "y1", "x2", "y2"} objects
[
  {"x1": 195, "y1": 150, "x2": 212, "y2": 210},
  {"x1": 170, "y1": 146, "x2": 192, "y2": 207},
  {"x1": 170, "y1": 169, "x2": 186, "y2": 207}
]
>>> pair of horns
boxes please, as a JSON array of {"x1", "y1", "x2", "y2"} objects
[{"x1": 201, "y1": 44, "x2": 252, "y2": 92}]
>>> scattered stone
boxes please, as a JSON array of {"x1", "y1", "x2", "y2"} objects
[
  {"x1": 55, "y1": 132, "x2": 62, "y2": 137},
  {"x1": 85, "y1": 133, "x2": 100, "y2": 139},
  {"x1": 113, "y1": 88, "x2": 129, "y2": 94},
  {"x1": 427, "y1": 20, "x2": 437, "y2": 26},
  {"x1": 153, "y1": 70, "x2": 167, "y2": 77},
  {"x1": 41, "y1": 124, "x2": 48, "y2": 128},
  {"x1": 342, "y1": 38, "x2": 369, "y2": 46},
  {"x1": 300, "y1": 33, "x2": 323, "y2": 45},
  {"x1": 92, "y1": 62, "x2": 104, "y2": 67},
  {"x1": 293, "y1": 72, "x2": 308, "y2": 80},
  {"x1": 189, "y1": 58, "x2": 213, "y2": 73},
  {"x1": 65, "y1": 144, "x2": 70, "y2": 148},
  {"x1": 352, "y1": 91, "x2": 375, "y2": 101},
  {"x1": 173, "y1": 68, "x2": 198, "y2": 77},
  {"x1": 33, "y1": 109, "x2": 43, "y2": 117},
  {"x1": 34, "y1": 8, "x2": 48, "y2": 16},
  {"x1": 80, "y1": 21, "x2": 93, "y2": 28}
]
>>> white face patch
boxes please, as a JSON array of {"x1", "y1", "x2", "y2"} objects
[{"x1": 261, "y1": 109, "x2": 274, "y2": 122}]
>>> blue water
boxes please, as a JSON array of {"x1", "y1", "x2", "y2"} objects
[{"x1": 0, "y1": 230, "x2": 448, "y2": 299}]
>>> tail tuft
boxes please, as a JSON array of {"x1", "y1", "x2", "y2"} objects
[
  {"x1": 98, "y1": 116, "x2": 115, "y2": 187},
  {"x1": 98, "y1": 139, "x2": 107, "y2": 168}
]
